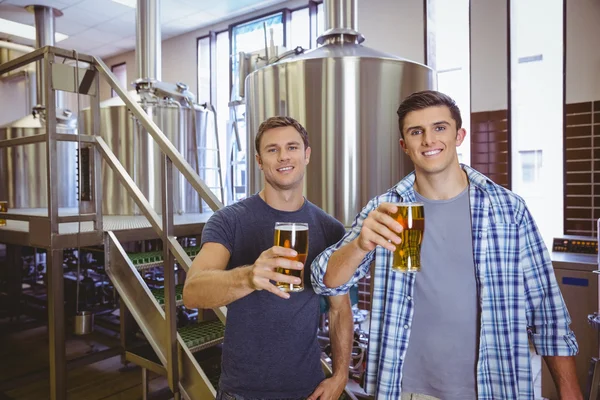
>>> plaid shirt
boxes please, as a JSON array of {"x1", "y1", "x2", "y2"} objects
[{"x1": 311, "y1": 165, "x2": 578, "y2": 399}]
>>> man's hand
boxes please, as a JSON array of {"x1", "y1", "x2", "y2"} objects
[
  {"x1": 247, "y1": 246, "x2": 304, "y2": 299},
  {"x1": 356, "y1": 202, "x2": 403, "y2": 253},
  {"x1": 306, "y1": 375, "x2": 347, "y2": 400}
]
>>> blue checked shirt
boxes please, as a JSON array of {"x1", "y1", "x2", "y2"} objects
[{"x1": 311, "y1": 165, "x2": 578, "y2": 399}]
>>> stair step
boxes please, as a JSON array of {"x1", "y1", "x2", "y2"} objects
[
  {"x1": 150, "y1": 285, "x2": 184, "y2": 307},
  {"x1": 128, "y1": 246, "x2": 201, "y2": 270},
  {"x1": 178, "y1": 320, "x2": 225, "y2": 353}
]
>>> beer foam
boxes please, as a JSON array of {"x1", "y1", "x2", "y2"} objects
[
  {"x1": 275, "y1": 224, "x2": 309, "y2": 231},
  {"x1": 392, "y1": 202, "x2": 424, "y2": 207}
]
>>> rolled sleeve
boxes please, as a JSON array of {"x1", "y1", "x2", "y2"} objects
[
  {"x1": 520, "y1": 205, "x2": 579, "y2": 356},
  {"x1": 311, "y1": 198, "x2": 378, "y2": 296}
]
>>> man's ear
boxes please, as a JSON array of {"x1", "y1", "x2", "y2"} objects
[
  {"x1": 456, "y1": 128, "x2": 467, "y2": 146},
  {"x1": 255, "y1": 153, "x2": 263, "y2": 170},
  {"x1": 400, "y1": 138, "x2": 408, "y2": 153},
  {"x1": 304, "y1": 146, "x2": 312, "y2": 165}
]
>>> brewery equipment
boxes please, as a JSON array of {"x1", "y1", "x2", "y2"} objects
[
  {"x1": 542, "y1": 236, "x2": 599, "y2": 399},
  {"x1": 0, "y1": 5, "x2": 78, "y2": 209},
  {"x1": 81, "y1": 0, "x2": 221, "y2": 215},
  {"x1": 245, "y1": 0, "x2": 435, "y2": 226}
]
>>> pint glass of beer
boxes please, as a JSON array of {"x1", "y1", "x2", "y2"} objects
[
  {"x1": 390, "y1": 203, "x2": 425, "y2": 272},
  {"x1": 0, "y1": 201, "x2": 7, "y2": 227},
  {"x1": 274, "y1": 222, "x2": 309, "y2": 292}
]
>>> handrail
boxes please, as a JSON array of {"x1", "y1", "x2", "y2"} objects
[
  {"x1": 96, "y1": 136, "x2": 227, "y2": 323},
  {"x1": 93, "y1": 56, "x2": 224, "y2": 213}
]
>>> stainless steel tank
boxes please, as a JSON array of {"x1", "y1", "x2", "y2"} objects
[
  {"x1": 0, "y1": 110, "x2": 78, "y2": 209},
  {"x1": 82, "y1": 93, "x2": 210, "y2": 215},
  {"x1": 245, "y1": 0, "x2": 435, "y2": 226},
  {"x1": 0, "y1": 4, "x2": 78, "y2": 210}
]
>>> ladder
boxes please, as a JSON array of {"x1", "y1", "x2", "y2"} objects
[{"x1": 194, "y1": 102, "x2": 225, "y2": 212}]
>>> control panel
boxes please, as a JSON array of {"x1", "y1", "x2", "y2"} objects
[{"x1": 552, "y1": 237, "x2": 598, "y2": 254}]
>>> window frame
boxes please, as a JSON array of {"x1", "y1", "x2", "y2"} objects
[{"x1": 110, "y1": 62, "x2": 127, "y2": 98}]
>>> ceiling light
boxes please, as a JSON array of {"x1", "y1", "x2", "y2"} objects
[
  {"x1": 0, "y1": 18, "x2": 68, "y2": 42},
  {"x1": 112, "y1": 0, "x2": 136, "y2": 8}
]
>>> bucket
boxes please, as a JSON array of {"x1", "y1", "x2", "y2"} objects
[{"x1": 74, "y1": 311, "x2": 94, "y2": 335}]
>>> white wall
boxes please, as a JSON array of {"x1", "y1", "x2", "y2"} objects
[
  {"x1": 566, "y1": 0, "x2": 600, "y2": 103},
  {"x1": 470, "y1": 0, "x2": 508, "y2": 113},
  {"x1": 100, "y1": 0, "x2": 426, "y2": 100},
  {"x1": 357, "y1": 0, "x2": 425, "y2": 64}
]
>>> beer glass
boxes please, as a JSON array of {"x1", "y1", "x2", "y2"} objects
[
  {"x1": 390, "y1": 203, "x2": 425, "y2": 272},
  {"x1": 274, "y1": 222, "x2": 309, "y2": 292},
  {"x1": 0, "y1": 201, "x2": 6, "y2": 227}
]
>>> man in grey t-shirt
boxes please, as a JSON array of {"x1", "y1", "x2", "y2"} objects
[{"x1": 183, "y1": 116, "x2": 353, "y2": 400}]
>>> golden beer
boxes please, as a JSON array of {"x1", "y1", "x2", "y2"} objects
[
  {"x1": 0, "y1": 201, "x2": 6, "y2": 227},
  {"x1": 274, "y1": 222, "x2": 309, "y2": 292},
  {"x1": 390, "y1": 203, "x2": 425, "y2": 272}
]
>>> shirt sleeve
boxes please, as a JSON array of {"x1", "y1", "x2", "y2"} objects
[
  {"x1": 521, "y1": 205, "x2": 579, "y2": 356},
  {"x1": 311, "y1": 197, "x2": 378, "y2": 296},
  {"x1": 200, "y1": 210, "x2": 235, "y2": 257}
]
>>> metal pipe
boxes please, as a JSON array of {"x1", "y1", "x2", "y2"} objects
[
  {"x1": 318, "y1": 0, "x2": 363, "y2": 45},
  {"x1": 324, "y1": 0, "x2": 357, "y2": 32},
  {"x1": 136, "y1": 0, "x2": 161, "y2": 81},
  {"x1": 0, "y1": 40, "x2": 35, "y2": 54},
  {"x1": 32, "y1": 5, "x2": 56, "y2": 108}
]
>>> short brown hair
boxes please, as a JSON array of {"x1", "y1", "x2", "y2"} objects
[
  {"x1": 396, "y1": 90, "x2": 462, "y2": 139},
  {"x1": 255, "y1": 116, "x2": 310, "y2": 154}
]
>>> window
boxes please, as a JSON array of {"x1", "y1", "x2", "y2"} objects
[
  {"x1": 196, "y1": 7, "x2": 324, "y2": 204},
  {"x1": 289, "y1": 8, "x2": 310, "y2": 50},
  {"x1": 317, "y1": 2, "x2": 324, "y2": 38},
  {"x1": 197, "y1": 36, "x2": 210, "y2": 104},
  {"x1": 427, "y1": 0, "x2": 471, "y2": 166},
  {"x1": 231, "y1": 13, "x2": 284, "y2": 102},
  {"x1": 110, "y1": 62, "x2": 127, "y2": 97},
  {"x1": 215, "y1": 31, "x2": 231, "y2": 202},
  {"x1": 520, "y1": 150, "x2": 543, "y2": 184},
  {"x1": 510, "y1": 0, "x2": 563, "y2": 246}
]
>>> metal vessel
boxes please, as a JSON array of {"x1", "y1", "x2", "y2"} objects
[
  {"x1": 0, "y1": 5, "x2": 78, "y2": 209},
  {"x1": 245, "y1": 0, "x2": 435, "y2": 226},
  {"x1": 82, "y1": 91, "x2": 212, "y2": 215}
]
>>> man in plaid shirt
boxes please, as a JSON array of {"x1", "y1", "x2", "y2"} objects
[{"x1": 311, "y1": 90, "x2": 581, "y2": 399}]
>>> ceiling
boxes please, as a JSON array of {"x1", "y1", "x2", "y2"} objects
[{"x1": 0, "y1": 0, "x2": 289, "y2": 58}]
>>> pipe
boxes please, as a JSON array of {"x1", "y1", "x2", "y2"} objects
[
  {"x1": 0, "y1": 40, "x2": 35, "y2": 54},
  {"x1": 324, "y1": 0, "x2": 358, "y2": 33},
  {"x1": 136, "y1": 0, "x2": 161, "y2": 81},
  {"x1": 318, "y1": 0, "x2": 364, "y2": 45},
  {"x1": 32, "y1": 5, "x2": 56, "y2": 108}
]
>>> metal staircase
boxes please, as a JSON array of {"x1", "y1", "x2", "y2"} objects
[{"x1": 0, "y1": 45, "x2": 226, "y2": 400}]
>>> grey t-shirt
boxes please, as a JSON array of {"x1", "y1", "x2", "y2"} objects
[
  {"x1": 401, "y1": 187, "x2": 478, "y2": 399},
  {"x1": 200, "y1": 194, "x2": 346, "y2": 398}
]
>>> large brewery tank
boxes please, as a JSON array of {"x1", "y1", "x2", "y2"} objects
[
  {"x1": 82, "y1": 0, "x2": 213, "y2": 215},
  {"x1": 245, "y1": 0, "x2": 435, "y2": 226},
  {"x1": 82, "y1": 85, "x2": 211, "y2": 215},
  {"x1": 0, "y1": 5, "x2": 78, "y2": 209}
]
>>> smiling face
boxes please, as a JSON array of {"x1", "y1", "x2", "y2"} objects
[
  {"x1": 256, "y1": 125, "x2": 311, "y2": 191},
  {"x1": 399, "y1": 105, "x2": 466, "y2": 176}
]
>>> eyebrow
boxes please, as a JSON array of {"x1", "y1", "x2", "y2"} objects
[
  {"x1": 263, "y1": 141, "x2": 302, "y2": 149},
  {"x1": 405, "y1": 120, "x2": 451, "y2": 132}
]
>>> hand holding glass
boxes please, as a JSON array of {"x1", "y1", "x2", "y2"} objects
[
  {"x1": 389, "y1": 203, "x2": 424, "y2": 272},
  {"x1": 274, "y1": 222, "x2": 309, "y2": 292}
]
